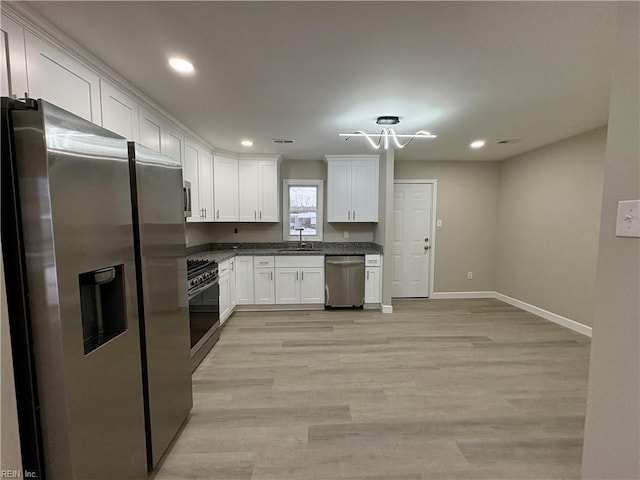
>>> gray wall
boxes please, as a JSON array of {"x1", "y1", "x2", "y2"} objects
[
  {"x1": 394, "y1": 161, "x2": 500, "y2": 292},
  {"x1": 185, "y1": 159, "x2": 375, "y2": 246},
  {"x1": 496, "y1": 128, "x2": 607, "y2": 326},
  {"x1": 582, "y1": 3, "x2": 640, "y2": 478}
]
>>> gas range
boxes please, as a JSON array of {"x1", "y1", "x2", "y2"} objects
[{"x1": 186, "y1": 258, "x2": 218, "y2": 297}]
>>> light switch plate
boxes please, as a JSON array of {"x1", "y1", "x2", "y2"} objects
[
  {"x1": 343, "y1": 231, "x2": 349, "y2": 239},
  {"x1": 615, "y1": 200, "x2": 640, "y2": 237},
  {"x1": 436, "y1": 219, "x2": 443, "y2": 227}
]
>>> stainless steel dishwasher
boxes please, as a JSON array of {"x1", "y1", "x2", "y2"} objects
[{"x1": 325, "y1": 255, "x2": 365, "y2": 307}]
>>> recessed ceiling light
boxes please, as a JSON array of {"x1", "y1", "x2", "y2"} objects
[
  {"x1": 376, "y1": 116, "x2": 400, "y2": 125},
  {"x1": 470, "y1": 140, "x2": 485, "y2": 149},
  {"x1": 241, "y1": 140, "x2": 254, "y2": 147},
  {"x1": 168, "y1": 57, "x2": 194, "y2": 74}
]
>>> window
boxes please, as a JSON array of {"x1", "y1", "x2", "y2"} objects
[{"x1": 282, "y1": 179, "x2": 323, "y2": 241}]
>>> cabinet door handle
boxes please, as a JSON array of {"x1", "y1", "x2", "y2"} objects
[
  {"x1": 260, "y1": 211, "x2": 262, "y2": 220},
  {"x1": 216, "y1": 209, "x2": 220, "y2": 219},
  {"x1": 301, "y1": 271, "x2": 304, "y2": 281},
  {"x1": 254, "y1": 211, "x2": 257, "y2": 220},
  {"x1": 270, "y1": 271, "x2": 273, "y2": 281},
  {"x1": 353, "y1": 210, "x2": 356, "y2": 220},
  {"x1": 348, "y1": 210, "x2": 350, "y2": 221},
  {"x1": 296, "y1": 271, "x2": 299, "y2": 281},
  {"x1": 367, "y1": 270, "x2": 370, "y2": 280}
]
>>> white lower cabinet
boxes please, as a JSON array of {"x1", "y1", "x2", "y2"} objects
[
  {"x1": 235, "y1": 256, "x2": 254, "y2": 305},
  {"x1": 275, "y1": 268, "x2": 300, "y2": 304},
  {"x1": 229, "y1": 258, "x2": 237, "y2": 310},
  {"x1": 300, "y1": 268, "x2": 325, "y2": 304},
  {"x1": 219, "y1": 260, "x2": 231, "y2": 324},
  {"x1": 275, "y1": 256, "x2": 324, "y2": 305},
  {"x1": 364, "y1": 255, "x2": 382, "y2": 304},
  {"x1": 253, "y1": 256, "x2": 275, "y2": 305}
]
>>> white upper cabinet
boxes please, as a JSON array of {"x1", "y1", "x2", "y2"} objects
[
  {"x1": 100, "y1": 80, "x2": 139, "y2": 141},
  {"x1": 258, "y1": 159, "x2": 279, "y2": 222},
  {"x1": 213, "y1": 154, "x2": 239, "y2": 222},
  {"x1": 139, "y1": 106, "x2": 164, "y2": 153},
  {"x1": 164, "y1": 125, "x2": 184, "y2": 165},
  {"x1": 183, "y1": 140, "x2": 200, "y2": 222},
  {"x1": 238, "y1": 156, "x2": 281, "y2": 222},
  {"x1": 325, "y1": 155, "x2": 379, "y2": 222},
  {"x1": 199, "y1": 148, "x2": 215, "y2": 222},
  {"x1": 1, "y1": 16, "x2": 28, "y2": 98},
  {"x1": 0, "y1": 29, "x2": 8, "y2": 97},
  {"x1": 238, "y1": 160, "x2": 259, "y2": 222},
  {"x1": 24, "y1": 31, "x2": 101, "y2": 123},
  {"x1": 326, "y1": 160, "x2": 351, "y2": 222},
  {"x1": 184, "y1": 139, "x2": 214, "y2": 222}
]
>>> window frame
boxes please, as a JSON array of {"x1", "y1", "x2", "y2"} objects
[{"x1": 282, "y1": 179, "x2": 324, "y2": 241}]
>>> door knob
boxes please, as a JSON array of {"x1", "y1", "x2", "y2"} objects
[{"x1": 424, "y1": 246, "x2": 431, "y2": 250}]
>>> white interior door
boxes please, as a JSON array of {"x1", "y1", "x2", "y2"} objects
[{"x1": 392, "y1": 183, "x2": 433, "y2": 297}]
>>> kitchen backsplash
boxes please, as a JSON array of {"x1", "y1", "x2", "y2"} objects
[{"x1": 185, "y1": 222, "x2": 375, "y2": 247}]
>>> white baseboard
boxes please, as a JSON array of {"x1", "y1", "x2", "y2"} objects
[
  {"x1": 381, "y1": 304, "x2": 393, "y2": 314},
  {"x1": 430, "y1": 291, "x2": 497, "y2": 299},
  {"x1": 494, "y1": 293, "x2": 592, "y2": 337},
  {"x1": 235, "y1": 304, "x2": 324, "y2": 312},
  {"x1": 426, "y1": 291, "x2": 592, "y2": 337}
]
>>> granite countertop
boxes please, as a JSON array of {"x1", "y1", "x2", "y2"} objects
[{"x1": 187, "y1": 242, "x2": 382, "y2": 263}]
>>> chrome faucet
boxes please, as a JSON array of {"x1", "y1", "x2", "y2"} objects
[{"x1": 296, "y1": 228, "x2": 305, "y2": 247}]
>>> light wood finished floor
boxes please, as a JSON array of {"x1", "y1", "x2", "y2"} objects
[{"x1": 152, "y1": 299, "x2": 591, "y2": 480}]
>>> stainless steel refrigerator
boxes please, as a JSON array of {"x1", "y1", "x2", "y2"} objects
[
  {"x1": 128, "y1": 141, "x2": 193, "y2": 470},
  {"x1": 1, "y1": 98, "x2": 192, "y2": 479}
]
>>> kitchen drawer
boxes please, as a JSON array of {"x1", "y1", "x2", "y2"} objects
[
  {"x1": 275, "y1": 255, "x2": 324, "y2": 268},
  {"x1": 253, "y1": 256, "x2": 275, "y2": 268},
  {"x1": 219, "y1": 259, "x2": 231, "y2": 277},
  {"x1": 365, "y1": 254, "x2": 381, "y2": 267}
]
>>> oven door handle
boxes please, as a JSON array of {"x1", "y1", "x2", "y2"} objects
[{"x1": 188, "y1": 280, "x2": 218, "y2": 300}]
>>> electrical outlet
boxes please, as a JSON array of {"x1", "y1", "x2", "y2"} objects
[
  {"x1": 436, "y1": 219, "x2": 443, "y2": 227},
  {"x1": 467, "y1": 272, "x2": 473, "y2": 280},
  {"x1": 343, "y1": 231, "x2": 349, "y2": 239},
  {"x1": 616, "y1": 200, "x2": 640, "y2": 237}
]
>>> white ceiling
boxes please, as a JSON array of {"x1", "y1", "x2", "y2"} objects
[{"x1": 24, "y1": 1, "x2": 617, "y2": 161}]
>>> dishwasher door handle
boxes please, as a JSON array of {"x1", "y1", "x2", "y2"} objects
[{"x1": 325, "y1": 260, "x2": 364, "y2": 266}]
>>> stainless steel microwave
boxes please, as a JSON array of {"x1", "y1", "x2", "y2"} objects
[{"x1": 183, "y1": 181, "x2": 192, "y2": 218}]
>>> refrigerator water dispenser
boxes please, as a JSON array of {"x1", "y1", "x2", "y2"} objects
[{"x1": 79, "y1": 265, "x2": 127, "y2": 354}]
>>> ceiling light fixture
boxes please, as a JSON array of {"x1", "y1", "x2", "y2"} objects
[
  {"x1": 168, "y1": 57, "x2": 195, "y2": 74},
  {"x1": 339, "y1": 129, "x2": 437, "y2": 150},
  {"x1": 470, "y1": 140, "x2": 485, "y2": 149},
  {"x1": 241, "y1": 140, "x2": 254, "y2": 147},
  {"x1": 376, "y1": 116, "x2": 400, "y2": 125}
]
